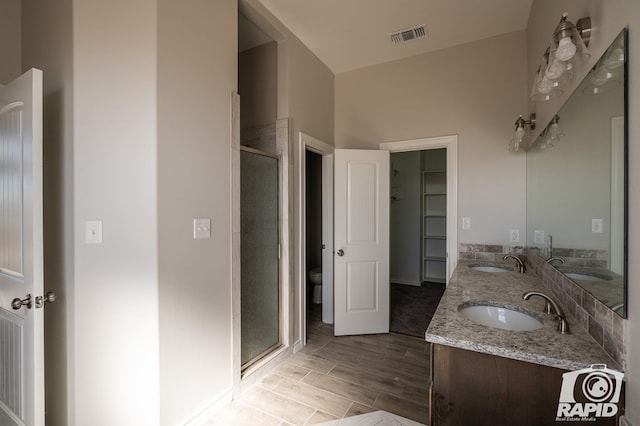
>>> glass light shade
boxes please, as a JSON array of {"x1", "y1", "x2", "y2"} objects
[
  {"x1": 509, "y1": 118, "x2": 529, "y2": 152},
  {"x1": 545, "y1": 57, "x2": 570, "y2": 79},
  {"x1": 602, "y1": 32, "x2": 625, "y2": 70},
  {"x1": 603, "y1": 47, "x2": 625, "y2": 70},
  {"x1": 514, "y1": 125, "x2": 526, "y2": 143},
  {"x1": 550, "y1": 19, "x2": 590, "y2": 66},
  {"x1": 508, "y1": 137, "x2": 522, "y2": 152},
  {"x1": 582, "y1": 63, "x2": 621, "y2": 95},
  {"x1": 531, "y1": 68, "x2": 563, "y2": 101},
  {"x1": 547, "y1": 121, "x2": 564, "y2": 143}
]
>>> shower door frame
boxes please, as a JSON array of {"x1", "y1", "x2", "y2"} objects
[{"x1": 239, "y1": 145, "x2": 284, "y2": 374}]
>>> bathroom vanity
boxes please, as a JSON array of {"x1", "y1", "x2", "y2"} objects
[{"x1": 425, "y1": 260, "x2": 623, "y2": 425}]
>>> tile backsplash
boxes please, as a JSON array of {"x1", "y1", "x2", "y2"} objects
[
  {"x1": 458, "y1": 243, "x2": 525, "y2": 261},
  {"x1": 526, "y1": 251, "x2": 626, "y2": 369}
]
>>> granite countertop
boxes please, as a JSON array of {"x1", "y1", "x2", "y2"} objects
[{"x1": 425, "y1": 259, "x2": 621, "y2": 372}]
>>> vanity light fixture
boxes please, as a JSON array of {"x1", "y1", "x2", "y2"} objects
[
  {"x1": 531, "y1": 13, "x2": 591, "y2": 102},
  {"x1": 509, "y1": 113, "x2": 536, "y2": 152}
]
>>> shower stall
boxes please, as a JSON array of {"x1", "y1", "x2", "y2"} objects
[{"x1": 240, "y1": 146, "x2": 281, "y2": 369}]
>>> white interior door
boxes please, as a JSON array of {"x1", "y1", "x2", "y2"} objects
[
  {"x1": 0, "y1": 69, "x2": 45, "y2": 426},
  {"x1": 334, "y1": 149, "x2": 390, "y2": 336}
]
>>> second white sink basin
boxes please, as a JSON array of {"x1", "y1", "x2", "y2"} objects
[
  {"x1": 469, "y1": 264, "x2": 512, "y2": 273},
  {"x1": 458, "y1": 302, "x2": 543, "y2": 331},
  {"x1": 564, "y1": 272, "x2": 612, "y2": 282}
]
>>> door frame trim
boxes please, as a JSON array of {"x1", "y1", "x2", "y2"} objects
[
  {"x1": 380, "y1": 135, "x2": 458, "y2": 283},
  {"x1": 296, "y1": 132, "x2": 333, "y2": 351}
]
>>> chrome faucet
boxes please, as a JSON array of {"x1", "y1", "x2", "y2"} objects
[
  {"x1": 503, "y1": 254, "x2": 526, "y2": 273},
  {"x1": 546, "y1": 256, "x2": 566, "y2": 264},
  {"x1": 522, "y1": 291, "x2": 571, "y2": 334}
]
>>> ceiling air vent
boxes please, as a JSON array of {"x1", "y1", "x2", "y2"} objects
[{"x1": 389, "y1": 25, "x2": 427, "y2": 44}]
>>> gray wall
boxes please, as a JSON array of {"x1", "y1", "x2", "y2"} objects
[
  {"x1": 336, "y1": 31, "x2": 528, "y2": 246},
  {"x1": 74, "y1": 0, "x2": 160, "y2": 423},
  {"x1": 0, "y1": 0, "x2": 20, "y2": 84},
  {"x1": 239, "y1": 41, "x2": 277, "y2": 129},
  {"x1": 157, "y1": 1, "x2": 236, "y2": 424}
]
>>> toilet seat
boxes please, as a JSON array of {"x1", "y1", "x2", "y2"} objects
[{"x1": 310, "y1": 268, "x2": 322, "y2": 280}]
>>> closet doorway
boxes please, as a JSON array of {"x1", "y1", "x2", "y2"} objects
[
  {"x1": 390, "y1": 149, "x2": 447, "y2": 285},
  {"x1": 381, "y1": 136, "x2": 458, "y2": 337}
]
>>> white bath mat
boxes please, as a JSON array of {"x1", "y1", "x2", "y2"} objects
[{"x1": 319, "y1": 410, "x2": 426, "y2": 426}]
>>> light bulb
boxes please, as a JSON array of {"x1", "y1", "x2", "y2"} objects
[
  {"x1": 556, "y1": 37, "x2": 577, "y2": 61},
  {"x1": 545, "y1": 58, "x2": 567, "y2": 80},
  {"x1": 515, "y1": 126, "x2": 525, "y2": 143},
  {"x1": 548, "y1": 123, "x2": 563, "y2": 142},
  {"x1": 592, "y1": 68, "x2": 615, "y2": 86},
  {"x1": 604, "y1": 47, "x2": 624, "y2": 69}
]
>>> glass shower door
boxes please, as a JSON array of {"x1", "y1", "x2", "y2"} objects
[{"x1": 240, "y1": 147, "x2": 280, "y2": 368}]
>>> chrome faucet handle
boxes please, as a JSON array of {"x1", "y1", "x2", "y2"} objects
[
  {"x1": 503, "y1": 254, "x2": 526, "y2": 273},
  {"x1": 523, "y1": 291, "x2": 571, "y2": 334},
  {"x1": 555, "y1": 315, "x2": 571, "y2": 334}
]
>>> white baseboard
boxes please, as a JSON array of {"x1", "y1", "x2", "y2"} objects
[
  {"x1": 184, "y1": 388, "x2": 233, "y2": 426},
  {"x1": 293, "y1": 339, "x2": 304, "y2": 353},
  {"x1": 390, "y1": 279, "x2": 421, "y2": 286}
]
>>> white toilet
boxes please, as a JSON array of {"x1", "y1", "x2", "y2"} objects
[{"x1": 309, "y1": 268, "x2": 323, "y2": 304}]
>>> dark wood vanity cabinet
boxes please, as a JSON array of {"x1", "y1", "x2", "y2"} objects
[{"x1": 429, "y1": 344, "x2": 620, "y2": 426}]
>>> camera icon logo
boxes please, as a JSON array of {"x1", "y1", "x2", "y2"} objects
[{"x1": 557, "y1": 364, "x2": 624, "y2": 420}]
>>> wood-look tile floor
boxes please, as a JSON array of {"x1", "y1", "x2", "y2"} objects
[{"x1": 207, "y1": 307, "x2": 431, "y2": 425}]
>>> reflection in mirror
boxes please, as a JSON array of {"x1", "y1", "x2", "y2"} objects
[{"x1": 527, "y1": 29, "x2": 627, "y2": 318}]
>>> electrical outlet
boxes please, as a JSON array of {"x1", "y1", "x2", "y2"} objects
[
  {"x1": 534, "y1": 230, "x2": 545, "y2": 244},
  {"x1": 193, "y1": 218, "x2": 212, "y2": 239},
  {"x1": 592, "y1": 219, "x2": 604, "y2": 234},
  {"x1": 462, "y1": 217, "x2": 471, "y2": 230},
  {"x1": 509, "y1": 229, "x2": 520, "y2": 243}
]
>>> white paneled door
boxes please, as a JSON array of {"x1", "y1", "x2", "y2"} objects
[
  {"x1": 334, "y1": 149, "x2": 390, "y2": 336},
  {"x1": 0, "y1": 69, "x2": 45, "y2": 426}
]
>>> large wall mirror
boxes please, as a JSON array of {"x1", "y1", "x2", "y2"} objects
[{"x1": 527, "y1": 28, "x2": 628, "y2": 318}]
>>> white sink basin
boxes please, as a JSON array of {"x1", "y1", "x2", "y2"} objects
[
  {"x1": 469, "y1": 264, "x2": 512, "y2": 273},
  {"x1": 564, "y1": 272, "x2": 612, "y2": 282},
  {"x1": 458, "y1": 302, "x2": 543, "y2": 331}
]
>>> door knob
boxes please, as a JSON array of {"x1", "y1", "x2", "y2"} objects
[
  {"x1": 35, "y1": 292, "x2": 57, "y2": 308},
  {"x1": 11, "y1": 294, "x2": 32, "y2": 310},
  {"x1": 337, "y1": 249, "x2": 344, "y2": 256}
]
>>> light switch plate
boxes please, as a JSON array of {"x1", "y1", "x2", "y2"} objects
[
  {"x1": 462, "y1": 217, "x2": 471, "y2": 230},
  {"x1": 193, "y1": 218, "x2": 211, "y2": 239},
  {"x1": 85, "y1": 220, "x2": 103, "y2": 244},
  {"x1": 592, "y1": 219, "x2": 604, "y2": 234}
]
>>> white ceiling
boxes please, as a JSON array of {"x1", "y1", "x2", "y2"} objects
[{"x1": 251, "y1": 0, "x2": 533, "y2": 74}]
